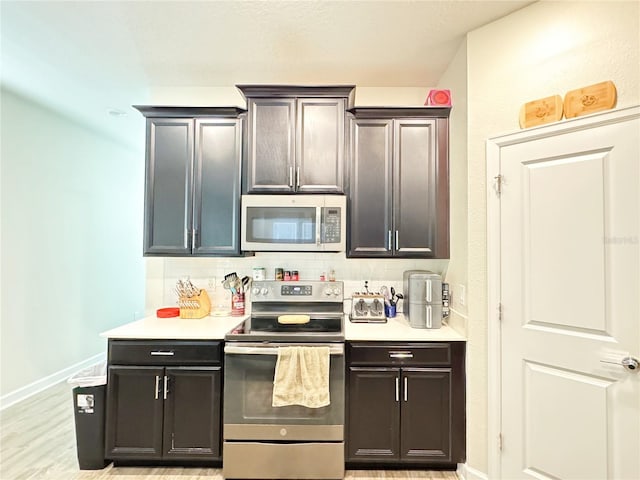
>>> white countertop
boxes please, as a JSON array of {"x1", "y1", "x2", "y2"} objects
[
  {"x1": 100, "y1": 314, "x2": 247, "y2": 340},
  {"x1": 101, "y1": 312, "x2": 465, "y2": 342},
  {"x1": 344, "y1": 313, "x2": 466, "y2": 342}
]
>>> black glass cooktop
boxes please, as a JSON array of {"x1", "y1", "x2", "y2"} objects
[{"x1": 225, "y1": 315, "x2": 344, "y2": 342}]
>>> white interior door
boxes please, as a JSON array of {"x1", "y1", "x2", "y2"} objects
[{"x1": 495, "y1": 107, "x2": 639, "y2": 480}]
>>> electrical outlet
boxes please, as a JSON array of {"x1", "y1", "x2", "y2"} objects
[
  {"x1": 457, "y1": 284, "x2": 466, "y2": 307},
  {"x1": 208, "y1": 277, "x2": 216, "y2": 290}
]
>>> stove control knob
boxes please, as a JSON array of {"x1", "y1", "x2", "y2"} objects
[
  {"x1": 252, "y1": 287, "x2": 261, "y2": 296},
  {"x1": 260, "y1": 287, "x2": 269, "y2": 296},
  {"x1": 323, "y1": 287, "x2": 333, "y2": 296},
  {"x1": 332, "y1": 287, "x2": 342, "y2": 296}
]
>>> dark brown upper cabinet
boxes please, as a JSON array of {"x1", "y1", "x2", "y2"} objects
[
  {"x1": 347, "y1": 107, "x2": 451, "y2": 258},
  {"x1": 237, "y1": 85, "x2": 355, "y2": 193},
  {"x1": 133, "y1": 106, "x2": 245, "y2": 256}
]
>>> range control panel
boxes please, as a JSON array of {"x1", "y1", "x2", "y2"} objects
[{"x1": 251, "y1": 281, "x2": 343, "y2": 302}]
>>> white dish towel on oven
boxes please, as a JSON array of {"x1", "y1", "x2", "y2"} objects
[{"x1": 272, "y1": 346, "x2": 330, "y2": 408}]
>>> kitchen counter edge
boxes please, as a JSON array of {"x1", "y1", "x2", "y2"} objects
[
  {"x1": 344, "y1": 313, "x2": 466, "y2": 342},
  {"x1": 100, "y1": 313, "x2": 465, "y2": 342},
  {"x1": 100, "y1": 315, "x2": 248, "y2": 340}
]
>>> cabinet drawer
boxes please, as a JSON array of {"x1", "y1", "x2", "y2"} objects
[
  {"x1": 108, "y1": 340, "x2": 222, "y2": 365},
  {"x1": 348, "y1": 342, "x2": 451, "y2": 366}
]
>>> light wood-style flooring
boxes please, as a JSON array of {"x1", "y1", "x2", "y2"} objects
[{"x1": 0, "y1": 381, "x2": 458, "y2": 480}]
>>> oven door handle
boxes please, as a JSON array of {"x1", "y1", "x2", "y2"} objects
[{"x1": 224, "y1": 344, "x2": 344, "y2": 355}]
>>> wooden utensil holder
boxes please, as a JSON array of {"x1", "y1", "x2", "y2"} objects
[{"x1": 179, "y1": 289, "x2": 211, "y2": 319}]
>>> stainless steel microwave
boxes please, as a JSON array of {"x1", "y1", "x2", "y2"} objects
[{"x1": 241, "y1": 195, "x2": 346, "y2": 252}]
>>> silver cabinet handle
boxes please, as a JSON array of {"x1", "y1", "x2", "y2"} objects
[
  {"x1": 388, "y1": 231, "x2": 392, "y2": 251},
  {"x1": 404, "y1": 376, "x2": 408, "y2": 402},
  {"x1": 288, "y1": 166, "x2": 294, "y2": 188},
  {"x1": 150, "y1": 351, "x2": 175, "y2": 356},
  {"x1": 163, "y1": 375, "x2": 169, "y2": 400},
  {"x1": 192, "y1": 228, "x2": 198, "y2": 250},
  {"x1": 395, "y1": 377, "x2": 399, "y2": 402},
  {"x1": 601, "y1": 356, "x2": 639, "y2": 372},
  {"x1": 389, "y1": 351, "x2": 413, "y2": 359},
  {"x1": 184, "y1": 229, "x2": 189, "y2": 249},
  {"x1": 427, "y1": 305, "x2": 432, "y2": 328},
  {"x1": 154, "y1": 375, "x2": 160, "y2": 400},
  {"x1": 296, "y1": 166, "x2": 300, "y2": 188},
  {"x1": 395, "y1": 230, "x2": 399, "y2": 250},
  {"x1": 426, "y1": 280, "x2": 432, "y2": 302}
]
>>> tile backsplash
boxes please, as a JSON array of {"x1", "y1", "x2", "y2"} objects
[{"x1": 146, "y1": 253, "x2": 449, "y2": 313}]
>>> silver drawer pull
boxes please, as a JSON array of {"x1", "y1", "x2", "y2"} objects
[
  {"x1": 150, "y1": 351, "x2": 175, "y2": 356},
  {"x1": 154, "y1": 375, "x2": 160, "y2": 400},
  {"x1": 389, "y1": 351, "x2": 413, "y2": 359}
]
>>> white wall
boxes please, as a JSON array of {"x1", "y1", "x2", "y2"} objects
[
  {"x1": 148, "y1": 86, "x2": 431, "y2": 107},
  {"x1": 0, "y1": 88, "x2": 146, "y2": 403},
  {"x1": 145, "y1": 255, "x2": 450, "y2": 316},
  {"x1": 465, "y1": 1, "x2": 640, "y2": 474},
  {"x1": 438, "y1": 40, "x2": 468, "y2": 334}
]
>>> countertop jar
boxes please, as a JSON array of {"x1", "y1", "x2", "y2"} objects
[{"x1": 252, "y1": 267, "x2": 265, "y2": 281}]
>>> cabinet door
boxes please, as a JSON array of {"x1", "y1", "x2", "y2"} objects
[
  {"x1": 347, "y1": 367, "x2": 400, "y2": 462},
  {"x1": 105, "y1": 366, "x2": 165, "y2": 460},
  {"x1": 144, "y1": 118, "x2": 194, "y2": 255},
  {"x1": 193, "y1": 118, "x2": 242, "y2": 255},
  {"x1": 163, "y1": 367, "x2": 222, "y2": 460},
  {"x1": 348, "y1": 119, "x2": 393, "y2": 257},
  {"x1": 393, "y1": 119, "x2": 437, "y2": 257},
  {"x1": 296, "y1": 98, "x2": 345, "y2": 193},
  {"x1": 246, "y1": 98, "x2": 296, "y2": 192},
  {"x1": 400, "y1": 368, "x2": 452, "y2": 463}
]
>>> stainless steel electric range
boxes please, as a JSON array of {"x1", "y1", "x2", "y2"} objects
[{"x1": 223, "y1": 280, "x2": 345, "y2": 480}]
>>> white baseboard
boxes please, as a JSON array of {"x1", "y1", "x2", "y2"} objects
[
  {"x1": 457, "y1": 463, "x2": 489, "y2": 480},
  {"x1": 0, "y1": 353, "x2": 106, "y2": 411}
]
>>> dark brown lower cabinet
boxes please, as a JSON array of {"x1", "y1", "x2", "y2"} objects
[
  {"x1": 348, "y1": 367, "x2": 401, "y2": 460},
  {"x1": 346, "y1": 342, "x2": 465, "y2": 467},
  {"x1": 105, "y1": 340, "x2": 222, "y2": 464},
  {"x1": 105, "y1": 366, "x2": 164, "y2": 459}
]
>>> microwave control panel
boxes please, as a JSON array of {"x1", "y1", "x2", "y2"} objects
[{"x1": 321, "y1": 207, "x2": 342, "y2": 243}]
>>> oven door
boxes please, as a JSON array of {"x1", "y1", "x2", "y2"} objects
[{"x1": 223, "y1": 342, "x2": 344, "y2": 441}]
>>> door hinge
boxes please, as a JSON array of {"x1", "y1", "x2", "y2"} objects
[
  {"x1": 498, "y1": 303, "x2": 503, "y2": 321},
  {"x1": 498, "y1": 433, "x2": 503, "y2": 451},
  {"x1": 493, "y1": 174, "x2": 503, "y2": 196}
]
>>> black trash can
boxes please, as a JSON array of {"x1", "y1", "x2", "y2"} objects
[{"x1": 69, "y1": 364, "x2": 108, "y2": 470}]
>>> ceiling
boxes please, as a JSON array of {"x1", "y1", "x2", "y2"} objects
[{"x1": 1, "y1": 0, "x2": 533, "y2": 148}]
